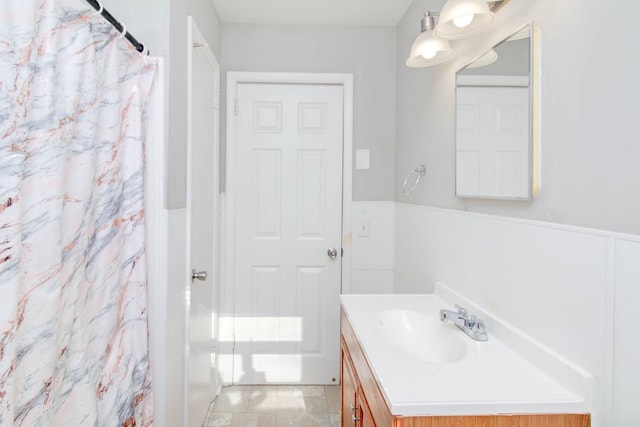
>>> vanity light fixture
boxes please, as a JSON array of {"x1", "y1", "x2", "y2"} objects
[
  {"x1": 406, "y1": 12, "x2": 455, "y2": 68},
  {"x1": 406, "y1": 0, "x2": 509, "y2": 68},
  {"x1": 487, "y1": 0, "x2": 510, "y2": 12},
  {"x1": 435, "y1": 0, "x2": 496, "y2": 40}
]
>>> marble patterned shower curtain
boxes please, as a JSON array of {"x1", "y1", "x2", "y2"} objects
[{"x1": 0, "y1": 0, "x2": 157, "y2": 425}]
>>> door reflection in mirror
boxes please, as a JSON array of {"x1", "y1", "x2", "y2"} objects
[{"x1": 455, "y1": 23, "x2": 537, "y2": 200}]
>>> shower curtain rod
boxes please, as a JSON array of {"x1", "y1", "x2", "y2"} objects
[{"x1": 84, "y1": 0, "x2": 147, "y2": 54}]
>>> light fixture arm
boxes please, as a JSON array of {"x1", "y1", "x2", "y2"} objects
[{"x1": 420, "y1": 11, "x2": 439, "y2": 33}]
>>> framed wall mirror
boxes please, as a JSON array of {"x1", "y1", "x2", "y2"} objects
[{"x1": 455, "y1": 22, "x2": 537, "y2": 200}]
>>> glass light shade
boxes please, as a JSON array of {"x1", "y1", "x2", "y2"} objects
[
  {"x1": 466, "y1": 49, "x2": 498, "y2": 68},
  {"x1": 453, "y1": 14, "x2": 474, "y2": 28},
  {"x1": 406, "y1": 31, "x2": 455, "y2": 67},
  {"x1": 434, "y1": 0, "x2": 496, "y2": 40}
]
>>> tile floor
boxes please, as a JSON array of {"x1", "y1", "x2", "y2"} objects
[{"x1": 202, "y1": 385, "x2": 341, "y2": 427}]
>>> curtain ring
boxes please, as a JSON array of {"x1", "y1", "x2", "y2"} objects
[
  {"x1": 119, "y1": 23, "x2": 128, "y2": 38},
  {"x1": 94, "y1": 0, "x2": 104, "y2": 15}
]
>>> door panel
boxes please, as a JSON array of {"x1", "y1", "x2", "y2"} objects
[
  {"x1": 456, "y1": 86, "x2": 529, "y2": 198},
  {"x1": 232, "y1": 83, "x2": 343, "y2": 384},
  {"x1": 253, "y1": 150, "x2": 282, "y2": 236},
  {"x1": 187, "y1": 19, "x2": 220, "y2": 427}
]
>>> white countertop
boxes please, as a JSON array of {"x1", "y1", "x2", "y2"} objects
[{"x1": 341, "y1": 291, "x2": 593, "y2": 416}]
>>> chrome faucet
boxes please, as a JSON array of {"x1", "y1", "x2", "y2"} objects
[{"x1": 439, "y1": 304, "x2": 488, "y2": 341}]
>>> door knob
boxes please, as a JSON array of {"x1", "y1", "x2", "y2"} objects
[
  {"x1": 192, "y1": 269, "x2": 208, "y2": 281},
  {"x1": 327, "y1": 248, "x2": 338, "y2": 259}
]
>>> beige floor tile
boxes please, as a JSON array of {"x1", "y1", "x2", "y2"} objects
[
  {"x1": 300, "y1": 386, "x2": 325, "y2": 397},
  {"x1": 213, "y1": 386, "x2": 251, "y2": 413},
  {"x1": 324, "y1": 386, "x2": 341, "y2": 414},
  {"x1": 230, "y1": 412, "x2": 260, "y2": 427},
  {"x1": 257, "y1": 413, "x2": 278, "y2": 427},
  {"x1": 276, "y1": 412, "x2": 331, "y2": 427},
  {"x1": 247, "y1": 393, "x2": 279, "y2": 413},
  {"x1": 303, "y1": 396, "x2": 329, "y2": 422},
  {"x1": 276, "y1": 386, "x2": 304, "y2": 398},
  {"x1": 206, "y1": 385, "x2": 339, "y2": 427},
  {"x1": 250, "y1": 385, "x2": 282, "y2": 398},
  {"x1": 204, "y1": 412, "x2": 232, "y2": 427},
  {"x1": 276, "y1": 395, "x2": 307, "y2": 412}
]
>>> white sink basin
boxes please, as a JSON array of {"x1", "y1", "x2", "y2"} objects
[
  {"x1": 375, "y1": 309, "x2": 467, "y2": 363},
  {"x1": 341, "y1": 293, "x2": 592, "y2": 416}
]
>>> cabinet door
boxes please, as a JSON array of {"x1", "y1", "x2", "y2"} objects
[
  {"x1": 342, "y1": 350, "x2": 358, "y2": 426},
  {"x1": 357, "y1": 387, "x2": 376, "y2": 427}
]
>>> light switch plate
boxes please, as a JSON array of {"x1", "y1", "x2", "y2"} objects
[
  {"x1": 356, "y1": 149, "x2": 370, "y2": 170},
  {"x1": 356, "y1": 218, "x2": 370, "y2": 237}
]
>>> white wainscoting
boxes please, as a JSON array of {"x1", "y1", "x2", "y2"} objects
[
  {"x1": 394, "y1": 202, "x2": 640, "y2": 427},
  {"x1": 350, "y1": 201, "x2": 395, "y2": 294},
  {"x1": 166, "y1": 208, "x2": 189, "y2": 427},
  {"x1": 612, "y1": 237, "x2": 640, "y2": 426}
]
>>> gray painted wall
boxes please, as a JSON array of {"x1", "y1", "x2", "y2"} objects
[
  {"x1": 396, "y1": 0, "x2": 640, "y2": 235},
  {"x1": 102, "y1": 0, "x2": 170, "y2": 57},
  {"x1": 220, "y1": 24, "x2": 397, "y2": 201}
]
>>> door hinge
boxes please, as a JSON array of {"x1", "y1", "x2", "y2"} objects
[
  {"x1": 234, "y1": 98, "x2": 238, "y2": 116},
  {"x1": 341, "y1": 247, "x2": 344, "y2": 258}
]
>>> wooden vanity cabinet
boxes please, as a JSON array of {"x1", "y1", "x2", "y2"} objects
[
  {"x1": 341, "y1": 347, "x2": 358, "y2": 427},
  {"x1": 340, "y1": 308, "x2": 591, "y2": 427},
  {"x1": 342, "y1": 342, "x2": 377, "y2": 427},
  {"x1": 357, "y1": 386, "x2": 376, "y2": 427}
]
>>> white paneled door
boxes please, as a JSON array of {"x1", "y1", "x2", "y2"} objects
[
  {"x1": 456, "y1": 85, "x2": 530, "y2": 198},
  {"x1": 186, "y1": 18, "x2": 220, "y2": 427},
  {"x1": 231, "y1": 82, "x2": 344, "y2": 384}
]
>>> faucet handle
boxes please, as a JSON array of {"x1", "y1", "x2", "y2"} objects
[
  {"x1": 472, "y1": 319, "x2": 488, "y2": 341},
  {"x1": 455, "y1": 304, "x2": 468, "y2": 317}
]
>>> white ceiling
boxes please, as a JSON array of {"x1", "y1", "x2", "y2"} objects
[{"x1": 211, "y1": 0, "x2": 415, "y2": 26}]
